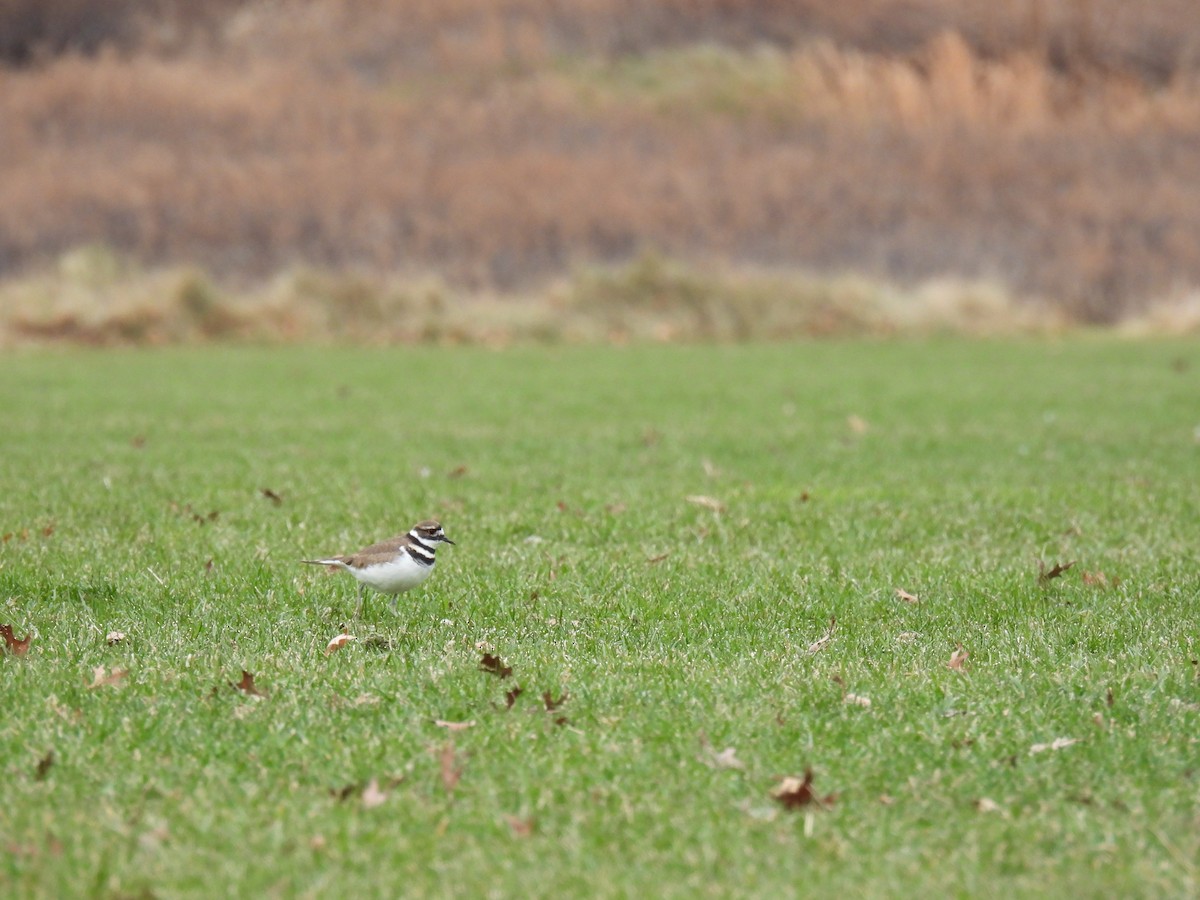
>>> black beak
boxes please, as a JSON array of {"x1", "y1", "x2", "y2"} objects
[{"x1": 441, "y1": 536, "x2": 456, "y2": 545}]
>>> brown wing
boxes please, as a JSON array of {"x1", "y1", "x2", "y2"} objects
[{"x1": 344, "y1": 534, "x2": 411, "y2": 568}]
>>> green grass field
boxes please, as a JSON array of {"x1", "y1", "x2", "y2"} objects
[{"x1": 2, "y1": 340, "x2": 1198, "y2": 897}]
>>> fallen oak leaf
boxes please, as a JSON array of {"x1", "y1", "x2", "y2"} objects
[
  {"x1": 232, "y1": 670, "x2": 267, "y2": 697},
  {"x1": 702, "y1": 746, "x2": 745, "y2": 770},
  {"x1": 1031, "y1": 736, "x2": 1080, "y2": 754},
  {"x1": 434, "y1": 719, "x2": 476, "y2": 731},
  {"x1": 35, "y1": 750, "x2": 54, "y2": 781},
  {"x1": 506, "y1": 815, "x2": 535, "y2": 837},
  {"x1": 685, "y1": 494, "x2": 726, "y2": 513},
  {"x1": 328, "y1": 775, "x2": 403, "y2": 803},
  {"x1": 1, "y1": 624, "x2": 32, "y2": 656},
  {"x1": 87, "y1": 666, "x2": 128, "y2": 689},
  {"x1": 479, "y1": 653, "x2": 513, "y2": 678},
  {"x1": 439, "y1": 742, "x2": 462, "y2": 793},
  {"x1": 947, "y1": 644, "x2": 969, "y2": 672},
  {"x1": 1082, "y1": 570, "x2": 1119, "y2": 588},
  {"x1": 325, "y1": 631, "x2": 355, "y2": 655},
  {"x1": 1038, "y1": 559, "x2": 1075, "y2": 582},
  {"x1": 360, "y1": 778, "x2": 389, "y2": 809},
  {"x1": 772, "y1": 769, "x2": 836, "y2": 810},
  {"x1": 807, "y1": 616, "x2": 837, "y2": 654}
]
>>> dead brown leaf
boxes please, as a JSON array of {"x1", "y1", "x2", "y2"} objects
[
  {"x1": 975, "y1": 797, "x2": 1003, "y2": 814},
  {"x1": 480, "y1": 653, "x2": 513, "y2": 678},
  {"x1": 326, "y1": 631, "x2": 354, "y2": 655},
  {"x1": 1031, "y1": 736, "x2": 1079, "y2": 754},
  {"x1": 504, "y1": 687, "x2": 524, "y2": 710},
  {"x1": 232, "y1": 670, "x2": 267, "y2": 697},
  {"x1": 947, "y1": 644, "x2": 969, "y2": 672},
  {"x1": 260, "y1": 487, "x2": 283, "y2": 506},
  {"x1": 360, "y1": 778, "x2": 389, "y2": 809},
  {"x1": 330, "y1": 775, "x2": 403, "y2": 805},
  {"x1": 181, "y1": 505, "x2": 221, "y2": 525},
  {"x1": 1081, "y1": 570, "x2": 1119, "y2": 588},
  {"x1": 87, "y1": 665, "x2": 128, "y2": 689},
  {"x1": 439, "y1": 742, "x2": 462, "y2": 793},
  {"x1": 434, "y1": 719, "x2": 476, "y2": 731},
  {"x1": 895, "y1": 588, "x2": 920, "y2": 604},
  {"x1": 647, "y1": 552, "x2": 670, "y2": 564},
  {"x1": 1, "y1": 624, "x2": 32, "y2": 656},
  {"x1": 702, "y1": 746, "x2": 745, "y2": 770},
  {"x1": 447, "y1": 464, "x2": 469, "y2": 478},
  {"x1": 772, "y1": 769, "x2": 836, "y2": 810},
  {"x1": 35, "y1": 750, "x2": 54, "y2": 781},
  {"x1": 506, "y1": 815, "x2": 535, "y2": 837},
  {"x1": 807, "y1": 617, "x2": 837, "y2": 654},
  {"x1": 542, "y1": 690, "x2": 569, "y2": 712},
  {"x1": 685, "y1": 494, "x2": 726, "y2": 513},
  {"x1": 1038, "y1": 559, "x2": 1076, "y2": 582}
]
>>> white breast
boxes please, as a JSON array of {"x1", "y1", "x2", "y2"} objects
[{"x1": 353, "y1": 553, "x2": 434, "y2": 594}]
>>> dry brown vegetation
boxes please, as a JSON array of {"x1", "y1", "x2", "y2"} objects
[{"x1": 2, "y1": 0, "x2": 1199, "y2": 343}]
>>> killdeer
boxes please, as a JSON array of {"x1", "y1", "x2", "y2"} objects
[{"x1": 303, "y1": 520, "x2": 455, "y2": 618}]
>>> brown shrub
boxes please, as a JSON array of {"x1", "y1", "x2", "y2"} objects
[{"x1": 1, "y1": 2, "x2": 1199, "y2": 328}]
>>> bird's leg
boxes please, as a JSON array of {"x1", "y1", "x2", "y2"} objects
[{"x1": 354, "y1": 582, "x2": 364, "y2": 620}]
